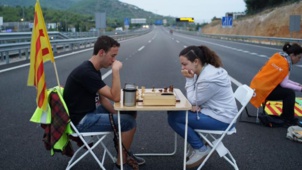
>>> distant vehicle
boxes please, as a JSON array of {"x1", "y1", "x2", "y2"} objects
[
  {"x1": 115, "y1": 30, "x2": 123, "y2": 35},
  {"x1": 89, "y1": 28, "x2": 96, "y2": 32},
  {"x1": 115, "y1": 27, "x2": 123, "y2": 34},
  {"x1": 142, "y1": 25, "x2": 149, "y2": 29}
]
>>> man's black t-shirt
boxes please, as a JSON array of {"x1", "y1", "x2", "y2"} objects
[{"x1": 63, "y1": 61, "x2": 106, "y2": 125}]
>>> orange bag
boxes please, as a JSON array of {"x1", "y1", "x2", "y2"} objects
[{"x1": 250, "y1": 53, "x2": 289, "y2": 108}]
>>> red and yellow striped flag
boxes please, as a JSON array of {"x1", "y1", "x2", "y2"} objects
[{"x1": 27, "y1": 0, "x2": 55, "y2": 111}]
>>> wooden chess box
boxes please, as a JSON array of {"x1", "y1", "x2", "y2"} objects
[{"x1": 137, "y1": 88, "x2": 178, "y2": 106}]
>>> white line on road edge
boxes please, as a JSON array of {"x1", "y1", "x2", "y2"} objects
[
  {"x1": 138, "y1": 46, "x2": 145, "y2": 51},
  {"x1": 0, "y1": 35, "x2": 138, "y2": 74},
  {"x1": 0, "y1": 48, "x2": 93, "y2": 74},
  {"x1": 229, "y1": 75, "x2": 242, "y2": 87},
  {"x1": 102, "y1": 70, "x2": 112, "y2": 80}
]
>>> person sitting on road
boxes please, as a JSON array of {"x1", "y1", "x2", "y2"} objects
[
  {"x1": 250, "y1": 42, "x2": 302, "y2": 126},
  {"x1": 167, "y1": 45, "x2": 238, "y2": 169},
  {"x1": 63, "y1": 35, "x2": 145, "y2": 170}
]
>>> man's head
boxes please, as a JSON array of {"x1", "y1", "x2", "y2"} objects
[
  {"x1": 92, "y1": 36, "x2": 121, "y2": 69},
  {"x1": 93, "y1": 36, "x2": 120, "y2": 55}
]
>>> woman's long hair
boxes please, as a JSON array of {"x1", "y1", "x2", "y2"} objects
[{"x1": 179, "y1": 45, "x2": 222, "y2": 67}]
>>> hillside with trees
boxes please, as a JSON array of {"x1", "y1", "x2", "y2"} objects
[
  {"x1": 244, "y1": 0, "x2": 300, "y2": 14},
  {"x1": 1, "y1": 0, "x2": 301, "y2": 36},
  {"x1": 0, "y1": 0, "x2": 175, "y2": 31},
  {"x1": 202, "y1": 0, "x2": 302, "y2": 38}
]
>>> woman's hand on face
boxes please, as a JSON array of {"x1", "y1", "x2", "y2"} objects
[
  {"x1": 181, "y1": 69, "x2": 194, "y2": 78},
  {"x1": 191, "y1": 105, "x2": 201, "y2": 112}
]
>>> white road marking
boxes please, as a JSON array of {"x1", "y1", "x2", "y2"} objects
[
  {"x1": 138, "y1": 46, "x2": 145, "y2": 51},
  {"x1": 102, "y1": 70, "x2": 112, "y2": 79},
  {"x1": 229, "y1": 76, "x2": 242, "y2": 87},
  {"x1": 259, "y1": 55, "x2": 268, "y2": 58}
]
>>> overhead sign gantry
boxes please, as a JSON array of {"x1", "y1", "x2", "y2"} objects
[{"x1": 175, "y1": 17, "x2": 194, "y2": 23}]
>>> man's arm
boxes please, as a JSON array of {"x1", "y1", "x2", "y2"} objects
[
  {"x1": 110, "y1": 62, "x2": 121, "y2": 102},
  {"x1": 98, "y1": 60, "x2": 122, "y2": 102},
  {"x1": 99, "y1": 95, "x2": 117, "y2": 114}
]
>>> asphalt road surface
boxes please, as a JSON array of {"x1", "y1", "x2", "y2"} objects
[{"x1": 1, "y1": 26, "x2": 302, "y2": 170}]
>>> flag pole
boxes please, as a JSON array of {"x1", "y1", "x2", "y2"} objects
[
  {"x1": 28, "y1": 0, "x2": 63, "y2": 111},
  {"x1": 53, "y1": 62, "x2": 61, "y2": 87},
  {"x1": 53, "y1": 62, "x2": 63, "y2": 96}
]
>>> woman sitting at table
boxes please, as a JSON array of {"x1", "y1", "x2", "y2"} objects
[{"x1": 167, "y1": 45, "x2": 238, "y2": 169}]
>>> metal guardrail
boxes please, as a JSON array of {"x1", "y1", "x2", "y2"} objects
[
  {"x1": 0, "y1": 29, "x2": 151, "y2": 65},
  {"x1": 203, "y1": 34, "x2": 302, "y2": 46},
  {"x1": 0, "y1": 29, "x2": 148, "y2": 44},
  {"x1": 175, "y1": 29, "x2": 302, "y2": 46},
  {"x1": 0, "y1": 31, "x2": 69, "y2": 44}
]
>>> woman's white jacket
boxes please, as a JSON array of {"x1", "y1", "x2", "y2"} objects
[{"x1": 185, "y1": 64, "x2": 238, "y2": 124}]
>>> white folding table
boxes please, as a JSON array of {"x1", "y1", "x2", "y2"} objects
[{"x1": 114, "y1": 88, "x2": 191, "y2": 170}]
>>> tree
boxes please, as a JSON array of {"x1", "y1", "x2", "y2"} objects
[{"x1": 245, "y1": 0, "x2": 300, "y2": 14}]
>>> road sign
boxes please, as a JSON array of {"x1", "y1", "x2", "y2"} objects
[
  {"x1": 131, "y1": 18, "x2": 146, "y2": 24},
  {"x1": 95, "y1": 12, "x2": 106, "y2": 29},
  {"x1": 154, "y1": 20, "x2": 163, "y2": 25},
  {"x1": 176, "y1": 17, "x2": 194, "y2": 22},
  {"x1": 290, "y1": 15, "x2": 301, "y2": 32},
  {"x1": 124, "y1": 18, "x2": 130, "y2": 26},
  {"x1": 222, "y1": 16, "x2": 232, "y2": 28}
]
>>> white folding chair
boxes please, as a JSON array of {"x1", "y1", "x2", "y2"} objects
[
  {"x1": 194, "y1": 84, "x2": 254, "y2": 170},
  {"x1": 66, "y1": 121, "x2": 116, "y2": 170},
  {"x1": 47, "y1": 87, "x2": 116, "y2": 170}
]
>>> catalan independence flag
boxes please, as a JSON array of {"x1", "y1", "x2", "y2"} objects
[{"x1": 27, "y1": 0, "x2": 55, "y2": 111}]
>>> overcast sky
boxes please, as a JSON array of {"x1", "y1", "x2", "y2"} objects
[{"x1": 119, "y1": 0, "x2": 246, "y2": 23}]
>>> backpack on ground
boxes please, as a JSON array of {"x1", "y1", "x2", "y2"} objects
[
  {"x1": 258, "y1": 112, "x2": 284, "y2": 127},
  {"x1": 286, "y1": 126, "x2": 302, "y2": 143}
]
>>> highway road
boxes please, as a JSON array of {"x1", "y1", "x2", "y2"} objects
[{"x1": 1, "y1": 26, "x2": 302, "y2": 170}]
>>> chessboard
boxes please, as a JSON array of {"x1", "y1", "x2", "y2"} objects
[{"x1": 136, "y1": 86, "x2": 180, "y2": 106}]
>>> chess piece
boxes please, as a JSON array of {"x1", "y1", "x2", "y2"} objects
[
  {"x1": 136, "y1": 86, "x2": 139, "y2": 99},
  {"x1": 164, "y1": 87, "x2": 167, "y2": 92},
  {"x1": 169, "y1": 85, "x2": 174, "y2": 92}
]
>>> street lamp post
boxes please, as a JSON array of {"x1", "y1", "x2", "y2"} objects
[{"x1": 19, "y1": 6, "x2": 24, "y2": 32}]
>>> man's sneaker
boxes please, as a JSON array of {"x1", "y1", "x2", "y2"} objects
[
  {"x1": 186, "y1": 146, "x2": 211, "y2": 169},
  {"x1": 132, "y1": 154, "x2": 146, "y2": 166},
  {"x1": 113, "y1": 163, "x2": 133, "y2": 170}
]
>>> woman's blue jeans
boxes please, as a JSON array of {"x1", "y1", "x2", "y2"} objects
[{"x1": 168, "y1": 110, "x2": 231, "y2": 149}]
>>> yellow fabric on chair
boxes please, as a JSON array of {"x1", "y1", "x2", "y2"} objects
[
  {"x1": 264, "y1": 97, "x2": 302, "y2": 117},
  {"x1": 30, "y1": 86, "x2": 74, "y2": 156},
  {"x1": 31, "y1": 86, "x2": 116, "y2": 169}
]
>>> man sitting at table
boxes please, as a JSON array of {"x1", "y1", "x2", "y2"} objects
[{"x1": 63, "y1": 35, "x2": 145, "y2": 170}]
